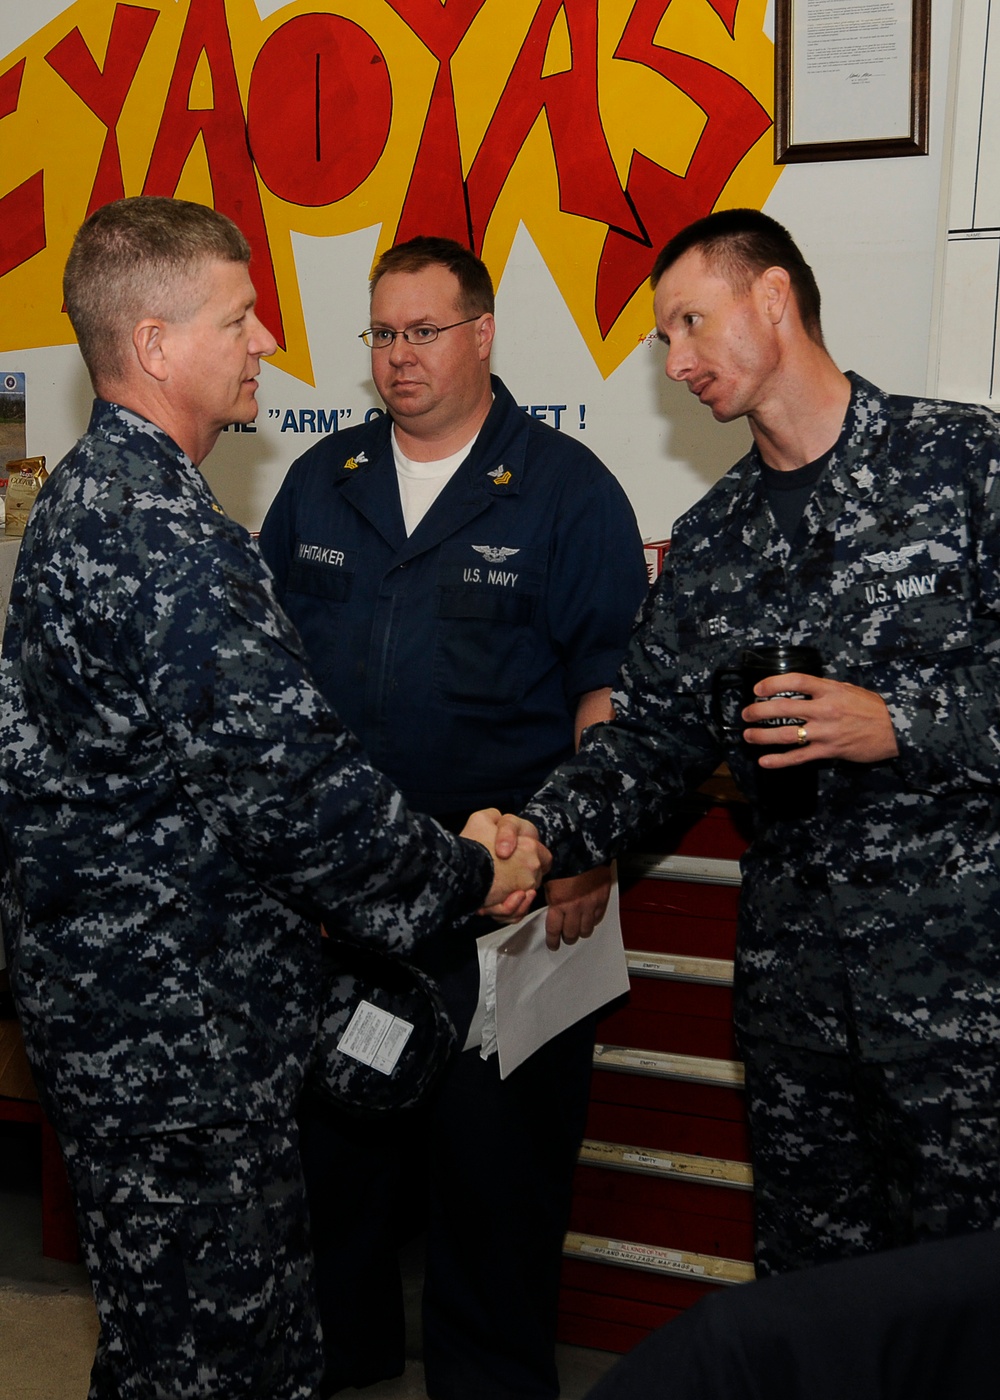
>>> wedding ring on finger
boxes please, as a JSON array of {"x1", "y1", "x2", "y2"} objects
[{"x1": 796, "y1": 725, "x2": 809, "y2": 746}]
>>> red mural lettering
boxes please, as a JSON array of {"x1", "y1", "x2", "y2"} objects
[
  {"x1": 387, "y1": 0, "x2": 487, "y2": 245},
  {"x1": 707, "y1": 0, "x2": 740, "y2": 39},
  {"x1": 45, "y1": 4, "x2": 159, "y2": 217},
  {"x1": 595, "y1": 0, "x2": 771, "y2": 335},
  {"x1": 247, "y1": 14, "x2": 391, "y2": 207},
  {"x1": 0, "y1": 59, "x2": 46, "y2": 280},
  {"x1": 465, "y1": 0, "x2": 642, "y2": 254},
  {"x1": 4, "y1": 0, "x2": 772, "y2": 350},
  {"x1": 142, "y1": 0, "x2": 283, "y2": 348}
]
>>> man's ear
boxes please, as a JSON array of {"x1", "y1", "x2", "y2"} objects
[
  {"x1": 133, "y1": 319, "x2": 169, "y2": 382},
  {"x1": 477, "y1": 313, "x2": 495, "y2": 361},
  {"x1": 759, "y1": 267, "x2": 792, "y2": 326}
]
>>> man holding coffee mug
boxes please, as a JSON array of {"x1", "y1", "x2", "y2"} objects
[{"x1": 490, "y1": 208, "x2": 1000, "y2": 1277}]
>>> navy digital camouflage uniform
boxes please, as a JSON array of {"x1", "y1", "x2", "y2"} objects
[
  {"x1": 259, "y1": 375, "x2": 648, "y2": 1399},
  {"x1": 0, "y1": 400, "x2": 498, "y2": 1400},
  {"x1": 524, "y1": 373, "x2": 1000, "y2": 1274}
]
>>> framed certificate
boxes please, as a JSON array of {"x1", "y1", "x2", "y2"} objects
[{"x1": 775, "y1": 0, "x2": 930, "y2": 162}]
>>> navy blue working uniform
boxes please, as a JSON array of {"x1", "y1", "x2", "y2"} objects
[
  {"x1": 525, "y1": 374, "x2": 1000, "y2": 1275},
  {"x1": 260, "y1": 375, "x2": 648, "y2": 1400},
  {"x1": 0, "y1": 401, "x2": 501, "y2": 1400}
]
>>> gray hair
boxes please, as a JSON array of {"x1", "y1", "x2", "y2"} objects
[{"x1": 63, "y1": 196, "x2": 251, "y2": 388}]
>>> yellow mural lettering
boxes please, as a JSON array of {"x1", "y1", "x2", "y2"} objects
[{"x1": 0, "y1": 0, "x2": 780, "y2": 381}]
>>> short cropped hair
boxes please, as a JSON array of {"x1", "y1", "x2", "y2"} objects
[
  {"x1": 370, "y1": 236, "x2": 495, "y2": 316},
  {"x1": 650, "y1": 208, "x2": 823, "y2": 343},
  {"x1": 63, "y1": 196, "x2": 251, "y2": 389}
]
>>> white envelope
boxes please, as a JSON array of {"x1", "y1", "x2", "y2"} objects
[{"x1": 463, "y1": 875, "x2": 629, "y2": 1079}]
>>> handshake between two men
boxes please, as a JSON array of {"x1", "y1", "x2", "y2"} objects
[{"x1": 462, "y1": 808, "x2": 586, "y2": 948}]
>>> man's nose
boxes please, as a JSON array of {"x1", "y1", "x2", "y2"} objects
[
  {"x1": 664, "y1": 341, "x2": 692, "y2": 382},
  {"x1": 251, "y1": 314, "x2": 278, "y2": 359},
  {"x1": 388, "y1": 332, "x2": 416, "y2": 364}
]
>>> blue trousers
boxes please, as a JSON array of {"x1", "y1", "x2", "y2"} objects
[
  {"x1": 298, "y1": 1014, "x2": 596, "y2": 1399},
  {"x1": 740, "y1": 1036, "x2": 1000, "y2": 1275},
  {"x1": 62, "y1": 1122, "x2": 322, "y2": 1400}
]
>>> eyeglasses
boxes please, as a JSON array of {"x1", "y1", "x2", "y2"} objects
[{"x1": 358, "y1": 316, "x2": 482, "y2": 349}]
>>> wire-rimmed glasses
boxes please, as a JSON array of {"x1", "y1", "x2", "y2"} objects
[{"x1": 358, "y1": 316, "x2": 482, "y2": 349}]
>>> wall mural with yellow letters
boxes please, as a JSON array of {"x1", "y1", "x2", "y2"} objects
[
  {"x1": 0, "y1": 0, "x2": 784, "y2": 532},
  {"x1": 0, "y1": 0, "x2": 963, "y2": 534},
  {"x1": 0, "y1": 0, "x2": 780, "y2": 530}
]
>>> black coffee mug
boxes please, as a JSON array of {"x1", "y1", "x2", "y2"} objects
[{"x1": 711, "y1": 644, "x2": 824, "y2": 816}]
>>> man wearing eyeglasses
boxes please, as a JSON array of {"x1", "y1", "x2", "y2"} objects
[{"x1": 259, "y1": 236, "x2": 647, "y2": 1400}]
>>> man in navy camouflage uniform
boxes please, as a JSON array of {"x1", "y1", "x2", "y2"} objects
[
  {"x1": 0, "y1": 197, "x2": 547, "y2": 1400},
  {"x1": 502, "y1": 207, "x2": 1000, "y2": 1275}
]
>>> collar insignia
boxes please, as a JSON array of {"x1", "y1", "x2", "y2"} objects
[
  {"x1": 851, "y1": 466, "x2": 876, "y2": 491},
  {"x1": 344, "y1": 452, "x2": 368, "y2": 471},
  {"x1": 487, "y1": 465, "x2": 512, "y2": 485}
]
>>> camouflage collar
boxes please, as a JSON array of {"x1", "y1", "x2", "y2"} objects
[
  {"x1": 91, "y1": 398, "x2": 194, "y2": 472},
  {"x1": 725, "y1": 373, "x2": 893, "y2": 558},
  {"x1": 824, "y1": 372, "x2": 893, "y2": 501}
]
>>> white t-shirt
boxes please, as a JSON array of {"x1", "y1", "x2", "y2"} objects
[{"x1": 392, "y1": 425, "x2": 480, "y2": 536}]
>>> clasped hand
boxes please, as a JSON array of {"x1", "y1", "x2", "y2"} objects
[
  {"x1": 742, "y1": 672, "x2": 899, "y2": 767},
  {"x1": 461, "y1": 808, "x2": 551, "y2": 920},
  {"x1": 465, "y1": 813, "x2": 610, "y2": 947}
]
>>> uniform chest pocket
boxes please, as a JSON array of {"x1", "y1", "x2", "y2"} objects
[
  {"x1": 286, "y1": 557, "x2": 353, "y2": 604},
  {"x1": 433, "y1": 586, "x2": 537, "y2": 706},
  {"x1": 836, "y1": 570, "x2": 970, "y2": 667}
]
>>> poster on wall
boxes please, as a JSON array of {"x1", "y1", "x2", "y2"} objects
[
  {"x1": 774, "y1": 0, "x2": 930, "y2": 162},
  {"x1": 0, "y1": 0, "x2": 783, "y2": 534},
  {"x1": 0, "y1": 371, "x2": 26, "y2": 482}
]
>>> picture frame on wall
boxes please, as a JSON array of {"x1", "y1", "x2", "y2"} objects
[{"x1": 774, "y1": 0, "x2": 931, "y2": 163}]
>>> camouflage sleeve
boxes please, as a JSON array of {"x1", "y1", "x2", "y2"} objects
[
  {"x1": 129, "y1": 539, "x2": 493, "y2": 951},
  {"x1": 523, "y1": 567, "x2": 722, "y2": 871},
  {"x1": 880, "y1": 425, "x2": 1000, "y2": 794}
]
